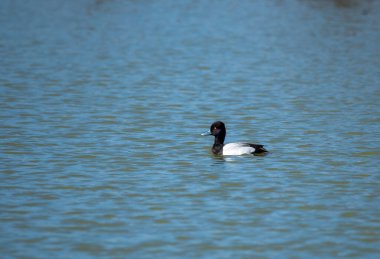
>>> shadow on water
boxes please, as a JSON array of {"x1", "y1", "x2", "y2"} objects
[
  {"x1": 210, "y1": 153, "x2": 270, "y2": 165},
  {"x1": 300, "y1": 0, "x2": 373, "y2": 9}
]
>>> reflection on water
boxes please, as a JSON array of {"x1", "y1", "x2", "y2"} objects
[{"x1": 1, "y1": 0, "x2": 380, "y2": 258}]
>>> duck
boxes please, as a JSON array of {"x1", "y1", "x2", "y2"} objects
[{"x1": 202, "y1": 121, "x2": 268, "y2": 156}]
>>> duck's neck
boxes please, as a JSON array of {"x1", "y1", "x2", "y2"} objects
[
  {"x1": 212, "y1": 131, "x2": 225, "y2": 155},
  {"x1": 213, "y1": 131, "x2": 225, "y2": 145},
  {"x1": 214, "y1": 137, "x2": 223, "y2": 145}
]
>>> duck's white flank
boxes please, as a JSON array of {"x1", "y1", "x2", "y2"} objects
[{"x1": 222, "y1": 143, "x2": 256, "y2": 156}]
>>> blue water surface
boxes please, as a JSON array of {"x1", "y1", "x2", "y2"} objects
[{"x1": 1, "y1": 0, "x2": 380, "y2": 258}]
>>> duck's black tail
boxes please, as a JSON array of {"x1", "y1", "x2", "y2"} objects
[{"x1": 249, "y1": 144, "x2": 268, "y2": 155}]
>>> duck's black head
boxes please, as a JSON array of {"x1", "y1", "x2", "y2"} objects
[
  {"x1": 209, "y1": 121, "x2": 226, "y2": 144},
  {"x1": 210, "y1": 121, "x2": 225, "y2": 136}
]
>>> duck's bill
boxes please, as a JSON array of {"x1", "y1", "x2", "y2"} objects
[{"x1": 201, "y1": 131, "x2": 211, "y2": 136}]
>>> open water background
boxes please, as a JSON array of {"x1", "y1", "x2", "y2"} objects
[{"x1": 1, "y1": 0, "x2": 380, "y2": 258}]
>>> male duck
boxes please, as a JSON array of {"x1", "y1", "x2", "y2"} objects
[{"x1": 202, "y1": 121, "x2": 268, "y2": 156}]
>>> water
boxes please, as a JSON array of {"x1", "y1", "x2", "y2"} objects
[{"x1": 1, "y1": 0, "x2": 380, "y2": 257}]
